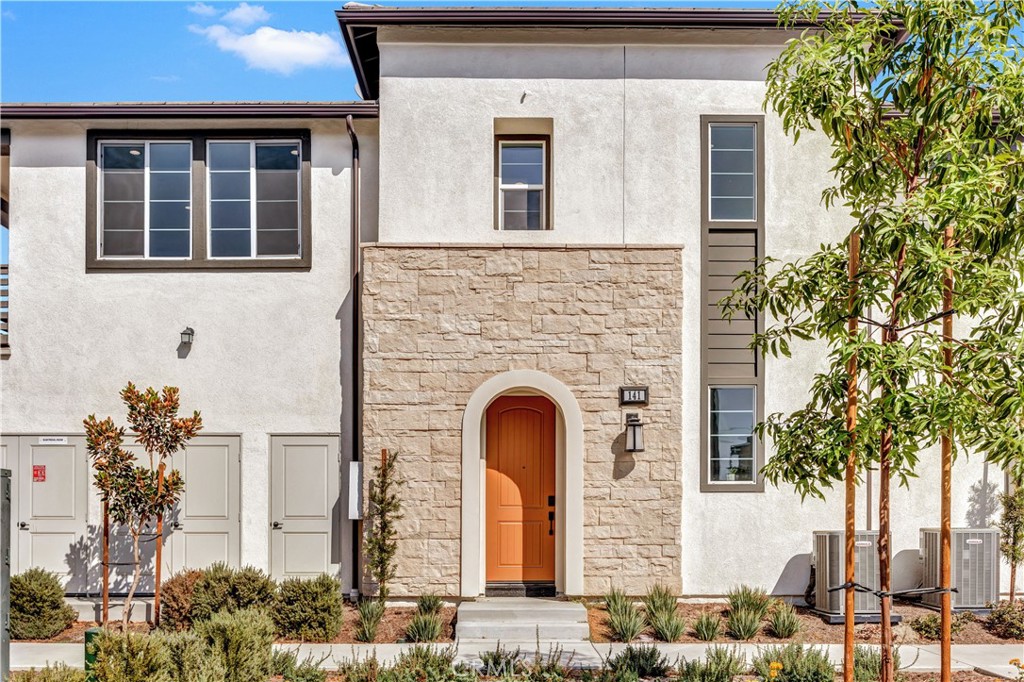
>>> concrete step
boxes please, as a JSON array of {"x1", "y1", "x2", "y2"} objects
[{"x1": 456, "y1": 598, "x2": 590, "y2": 641}]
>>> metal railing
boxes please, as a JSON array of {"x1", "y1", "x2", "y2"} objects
[{"x1": 1, "y1": 264, "x2": 8, "y2": 357}]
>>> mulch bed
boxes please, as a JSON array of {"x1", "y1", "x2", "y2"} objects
[
  {"x1": 587, "y1": 601, "x2": 1024, "y2": 646},
  {"x1": 282, "y1": 605, "x2": 458, "y2": 644}
]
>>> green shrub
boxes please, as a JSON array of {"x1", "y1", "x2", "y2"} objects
[
  {"x1": 607, "y1": 644, "x2": 671, "y2": 679},
  {"x1": 274, "y1": 574, "x2": 344, "y2": 642},
  {"x1": 726, "y1": 607, "x2": 761, "y2": 640},
  {"x1": 604, "y1": 588, "x2": 630, "y2": 619},
  {"x1": 853, "y1": 644, "x2": 902, "y2": 682},
  {"x1": 726, "y1": 585, "x2": 771, "y2": 621},
  {"x1": 480, "y1": 642, "x2": 524, "y2": 676},
  {"x1": 160, "y1": 630, "x2": 226, "y2": 682},
  {"x1": 649, "y1": 609, "x2": 686, "y2": 642},
  {"x1": 10, "y1": 568, "x2": 77, "y2": 640},
  {"x1": 417, "y1": 594, "x2": 443, "y2": 616},
  {"x1": 90, "y1": 630, "x2": 170, "y2": 682},
  {"x1": 693, "y1": 612, "x2": 723, "y2": 641},
  {"x1": 677, "y1": 646, "x2": 746, "y2": 682},
  {"x1": 641, "y1": 584, "x2": 677, "y2": 619},
  {"x1": 406, "y1": 612, "x2": 443, "y2": 642},
  {"x1": 522, "y1": 642, "x2": 575, "y2": 682},
  {"x1": 753, "y1": 644, "x2": 834, "y2": 682},
  {"x1": 986, "y1": 600, "x2": 1024, "y2": 639},
  {"x1": 389, "y1": 644, "x2": 478, "y2": 682},
  {"x1": 195, "y1": 607, "x2": 274, "y2": 682},
  {"x1": 606, "y1": 603, "x2": 646, "y2": 642},
  {"x1": 355, "y1": 598, "x2": 385, "y2": 643},
  {"x1": 768, "y1": 602, "x2": 802, "y2": 639},
  {"x1": 160, "y1": 569, "x2": 202, "y2": 631},
  {"x1": 191, "y1": 563, "x2": 276, "y2": 622},
  {"x1": 9, "y1": 664, "x2": 88, "y2": 682},
  {"x1": 909, "y1": 612, "x2": 971, "y2": 640},
  {"x1": 272, "y1": 648, "x2": 330, "y2": 682}
]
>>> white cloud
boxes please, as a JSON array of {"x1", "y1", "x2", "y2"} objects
[
  {"x1": 2, "y1": 9, "x2": 16, "y2": 20},
  {"x1": 222, "y1": 3, "x2": 270, "y2": 27},
  {"x1": 187, "y1": 2, "x2": 218, "y2": 17},
  {"x1": 190, "y1": 24, "x2": 347, "y2": 75}
]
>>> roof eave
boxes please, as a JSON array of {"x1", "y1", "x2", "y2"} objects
[{"x1": 0, "y1": 101, "x2": 380, "y2": 120}]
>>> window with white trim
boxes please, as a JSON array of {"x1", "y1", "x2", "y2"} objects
[
  {"x1": 498, "y1": 140, "x2": 547, "y2": 230},
  {"x1": 208, "y1": 141, "x2": 301, "y2": 258},
  {"x1": 100, "y1": 142, "x2": 192, "y2": 258},
  {"x1": 708, "y1": 386, "x2": 757, "y2": 483}
]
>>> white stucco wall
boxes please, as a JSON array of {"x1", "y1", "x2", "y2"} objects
[
  {"x1": 0, "y1": 117, "x2": 379, "y2": 588},
  {"x1": 374, "y1": 28, "x2": 1010, "y2": 597}
]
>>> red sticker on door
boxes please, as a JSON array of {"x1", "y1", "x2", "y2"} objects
[{"x1": 32, "y1": 465, "x2": 46, "y2": 482}]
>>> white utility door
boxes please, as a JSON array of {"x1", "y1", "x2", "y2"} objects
[
  {"x1": 17, "y1": 437, "x2": 90, "y2": 591},
  {"x1": 166, "y1": 436, "x2": 240, "y2": 573},
  {"x1": 270, "y1": 436, "x2": 340, "y2": 579},
  {"x1": 1, "y1": 436, "x2": 19, "y2": 576}
]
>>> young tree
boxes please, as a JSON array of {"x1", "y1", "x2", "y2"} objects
[
  {"x1": 997, "y1": 483, "x2": 1024, "y2": 602},
  {"x1": 364, "y1": 448, "x2": 403, "y2": 601},
  {"x1": 725, "y1": 3, "x2": 1024, "y2": 681},
  {"x1": 84, "y1": 384, "x2": 202, "y2": 627}
]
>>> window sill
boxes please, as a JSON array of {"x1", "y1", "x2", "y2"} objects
[
  {"x1": 699, "y1": 480, "x2": 765, "y2": 493},
  {"x1": 86, "y1": 257, "x2": 311, "y2": 272}
]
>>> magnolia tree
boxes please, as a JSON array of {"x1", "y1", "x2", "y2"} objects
[
  {"x1": 724, "y1": 3, "x2": 1024, "y2": 682},
  {"x1": 84, "y1": 384, "x2": 202, "y2": 626}
]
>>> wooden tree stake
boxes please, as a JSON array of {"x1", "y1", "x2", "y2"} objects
[{"x1": 844, "y1": 232, "x2": 860, "y2": 682}]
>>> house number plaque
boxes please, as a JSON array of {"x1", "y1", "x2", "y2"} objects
[{"x1": 619, "y1": 386, "x2": 649, "y2": 406}]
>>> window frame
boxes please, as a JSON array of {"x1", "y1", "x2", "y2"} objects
[
  {"x1": 494, "y1": 134, "x2": 551, "y2": 231},
  {"x1": 706, "y1": 384, "x2": 759, "y2": 485},
  {"x1": 700, "y1": 115, "x2": 765, "y2": 230},
  {"x1": 86, "y1": 129, "x2": 312, "y2": 271}
]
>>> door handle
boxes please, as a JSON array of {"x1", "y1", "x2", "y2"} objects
[
  {"x1": 548, "y1": 511, "x2": 554, "y2": 536},
  {"x1": 172, "y1": 521, "x2": 183, "y2": 530},
  {"x1": 272, "y1": 521, "x2": 283, "y2": 530},
  {"x1": 18, "y1": 521, "x2": 28, "y2": 530}
]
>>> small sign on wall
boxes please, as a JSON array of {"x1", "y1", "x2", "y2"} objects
[
  {"x1": 38, "y1": 436, "x2": 68, "y2": 445},
  {"x1": 32, "y1": 465, "x2": 46, "y2": 482},
  {"x1": 619, "y1": 386, "x2": 649, "y2": 406}
]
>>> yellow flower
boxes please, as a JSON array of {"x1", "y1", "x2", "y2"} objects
[{"x1": 1010, "y1": 658, "x2": 1021, "y2": 667}]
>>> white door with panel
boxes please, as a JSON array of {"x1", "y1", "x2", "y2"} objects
[
  {"x1": 270, "y1": 436, "x2": 341, "y2": 579},
  {"x1": 165, "y1": 436, "x2": 241, "y2": 573},
  {"x1": 15, "y1": 437, "x2": 91, "y2": 591},
  {"x1": 1, "y1": 437, "x2": 19, "y2": 578}
]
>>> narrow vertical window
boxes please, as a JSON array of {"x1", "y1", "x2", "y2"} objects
[
  {"x1": 709, "y1": 124, "x2": 757, "y2": 222},
  {"x1": 708, "y1": 386, "x2": 757, "y2": 482},
  {"x1": 209, "y1": 141, "x2": 301, "y2": 258},
  {"x1": 100, "y1": 142, "x2": 191, "y2": 258},
  {"x1": 498, "y1": 140, "x2": 546, "y2": 230}
]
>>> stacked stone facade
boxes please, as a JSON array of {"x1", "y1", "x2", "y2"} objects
[{"x1": 361, "y1": 244, "x2": 684, "y2": 596}]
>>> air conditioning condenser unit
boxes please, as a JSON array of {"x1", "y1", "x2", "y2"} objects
[{"x1": 919, "y1": 528, "x2": 999, "y2": 612}]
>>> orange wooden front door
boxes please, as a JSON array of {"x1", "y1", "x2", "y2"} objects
[{"x1": 486, "y1": 396, "x2": 556, "y2": 583}]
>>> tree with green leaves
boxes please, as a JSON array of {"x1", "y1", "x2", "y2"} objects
[
  {"x1": 364, "y1": 449, "x2": 404, "y2": 601},
  {"x1": 997, "y1": 483, "x2": 1024, "y2": 602},
  {"x1": 84, "y1": 384, "x2": 202, "y2": 627},
  {"x1": 724, "y1": 2, "x2": 1024, "y2": 681}
]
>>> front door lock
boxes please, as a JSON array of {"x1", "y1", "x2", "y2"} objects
[
  {"x1": 272, "y1": 521, "x2": 283, "y2": 530},
  {"x1": 18, "y1": 521, "x2": 29, "y2": 530},
  {"x1": 548, "y1": 511, "x2": 554, "y2": 536}
]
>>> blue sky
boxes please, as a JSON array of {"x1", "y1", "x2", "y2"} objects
[{"x1": 0, "y1": 1, "x2": 773, "y2": 103}]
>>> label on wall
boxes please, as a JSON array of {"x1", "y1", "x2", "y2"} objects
[
  {"x1": 32, "y1": 465, "x2": 46, "y2": 482},
  {"x1": 38, "y1": 436, "x2": 68, "y2": 445},
  {"x1": 619, "y1": 386, "x2": 649, "y2": 406}
]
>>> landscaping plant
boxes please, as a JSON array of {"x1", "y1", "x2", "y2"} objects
[
  {"x1": 677, "y1": 646, "x2": 746, "y2": 682},
  {"x1": 768, "y1": 602, "x2": 802, "y2": 639},
  {"x1": 909, "y1": 613, "x2": 970, "y2": 641},
  {"x1": 479, "y1": 643, "x2": 525, "y2": 677},
  {"x1": 986, "y1": 599, "x2": 1024, "y2": 640},
  {"x1": 195, "y1": 608, "x2": 274, "y2": 682},
  {"x1": 417, "y1": 593, "x2": 443, "y2": 616},
  {"x1": 160, "y1": 569, "x2": 202, "y2": 631},
  {"x1": 604, "y1": 588, "x2": 630, "y2": 618},
  {"x1": 726, "y1": 585, "x2": 771, "y2": 621},
  {"x1": 854, "y1": 645, "x2": 903, "y2": 682},
  {"x1": 998, "y1": 483, "x2": 1024, "y2": 602},
  {"x1": 160, "y1": 630, "x2": 227, "y2": 682},
  {"x1": 724, "y1": 4, "x2": 1024, "y2": 681},
  {"x1": 641, "y1": 584, "x2": 677, "y2": 618},
  {"x1": 726, "y1": 607, "x2": 761, "y2": 641},
  {"x1": 649, "y1": 609, "x2": 686, "y2": 642},
  {"x1": 692, "y1": 612, "x2": 724, "y2": 642},
  {"x1": 190, "y1": 563, "x2": 276, "y2": 622},
  {"x1": 605, "y1": 602, "x2": 646, "y2": 643},
  {"x1": 273, "y1": 573, "x2": 344, "y2": 642},
  {"x1": 607, "y1": 644, "x2": 672, "y2": 679},
  {"x1": 355, "y1": 598, "x2": 385, "y2": 643},
  {"x1": 365, "y1": 449, "x2": 403, "y2": 600},
  {"x1": 9, "y1": 568, "x2": 77, "y2": 640},
  {"x1": 406, "y1": 612, "x2": 444, "y2": 642},
  {"x1": 9, "y1": 665, "x2": 88, "y2": 682},
  {"x1": 271, "y1": 648, "x2": 330, "y2": 682},
  {"x1": 89, "y1": 630, "x2": 171, "y2": 682},
  {"x1": 523, "y1": 641, "x2": 575, "y2": 682},
  {"x1": 85, "y1": 384, "x2": 202, "y2": 626},
  {"x1": 753, "y1": 644, "x2": 833, "y2": 682}
]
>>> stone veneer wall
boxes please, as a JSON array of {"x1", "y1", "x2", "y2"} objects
[{"x1": 361, "y1": 245, "x2": 683, "y2": 596}]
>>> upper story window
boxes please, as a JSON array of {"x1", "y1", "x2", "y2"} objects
[
  {"x1": 497, "y1": 138, "x2": 548, "y2": 231},
  {"x1": 702, "y1": 116, "x2": 764, "y2": 228},
  {"x1": 100, "y1": 142, "x2": 192, "y2": 259},
  {"x1": 87, "y1": 130, "x2": 311, "y2": 271}
]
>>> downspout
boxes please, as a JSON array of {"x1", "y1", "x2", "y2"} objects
[{"x1": 346, "y1": 114, "x2": 362, "y2": 596}]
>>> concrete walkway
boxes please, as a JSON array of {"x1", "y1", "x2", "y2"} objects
[{"x1": 11, "y1": 641, "x2": 1024, "y2": 678}]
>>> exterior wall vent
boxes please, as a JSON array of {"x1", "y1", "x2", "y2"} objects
[
  {"x1": 812, "y1": 530, "x2": 881, "y2": 617},
  {"x1": 919, "y1": 528, "x2": 999, "y2": 610}
]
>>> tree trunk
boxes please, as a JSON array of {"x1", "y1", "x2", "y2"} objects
[
  {"x1": 123, "y1": 530, "x2": 143, "y2": 629},
  {"x1": 154, "y1": 462, "x2": 165, "y2": 626},
  {"x1": 940, "y1": 223, "x2": 954, "y2": 682},
  {"x1": 1009, "y1": 562, "x2": 1016, "y2": 603},
  {"x1": 879, "y1": 425, "x2": 894, "y2": 682},
  {"x1": 844, "y1": 232, "x2": 860, "y2": 682}
]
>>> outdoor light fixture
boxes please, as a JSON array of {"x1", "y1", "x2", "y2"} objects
[
  {"x1": 180, "y1": 327, "x2": 195, "y2": 345},
  {"x1": 624, "y1": 412, "x2": 645, "y2": 453}
]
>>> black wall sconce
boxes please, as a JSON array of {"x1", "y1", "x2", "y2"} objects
[
  {"x1": 180, "y1": 327, "x2": 195, "y2": 346},
  {"x1": 625, "y1": 412, "x2": 645, "y2": 453}
]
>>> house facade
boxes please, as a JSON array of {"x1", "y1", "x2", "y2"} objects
[{"x1": 0, "y1": 7, "x2": 1013, "y2": 605}]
